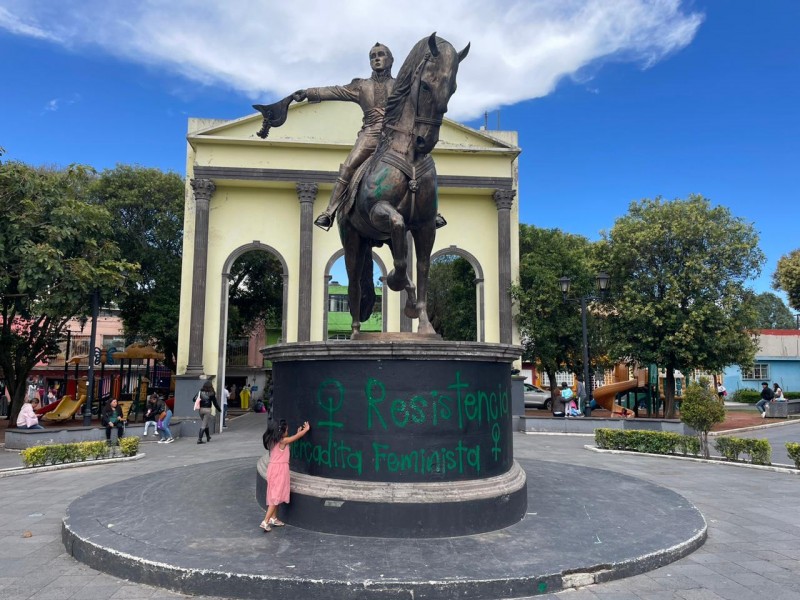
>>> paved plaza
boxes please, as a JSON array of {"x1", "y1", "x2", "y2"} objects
[{"x1": 0, "y1": 413, "x2": 798, "y2": 600}]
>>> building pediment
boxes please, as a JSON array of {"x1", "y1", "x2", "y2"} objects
[{"x1": 188, "y1": 102, "x2": 518, "y2": 154}]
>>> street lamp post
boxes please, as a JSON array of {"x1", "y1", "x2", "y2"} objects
[
  {"x1": 83, "y1": 289, "x2": 100, "y2": 426},
  {"x1": 559, "y1": 273, "x2": 611, "y2": 409}
]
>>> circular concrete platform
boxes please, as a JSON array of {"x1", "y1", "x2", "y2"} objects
[{"x1": 62, "y1": 457, "x2": 706, "y2": 600}]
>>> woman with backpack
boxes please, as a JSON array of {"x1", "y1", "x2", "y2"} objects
[{"x1": 195, "y1": 381, "x2": 221, "y2": 444}]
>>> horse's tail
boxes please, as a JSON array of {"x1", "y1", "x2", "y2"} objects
[{"x1": 359, "y1": 245, "x2": 376, "y2": 322}]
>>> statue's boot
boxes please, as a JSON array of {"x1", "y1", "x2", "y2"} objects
[
  {"x1": 314, "y1": 164, "x2": 354, "y2": 230},
  {"x1": 435, "y1": 213, "x2": 447, "y2": 229}
]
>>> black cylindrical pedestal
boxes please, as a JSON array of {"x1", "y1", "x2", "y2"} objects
[{"x1": 258, "y1": 339, "x2": 526, "y2": 538}]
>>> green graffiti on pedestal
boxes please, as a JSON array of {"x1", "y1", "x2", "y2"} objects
[{"x1": 292, "y1": 371, "x2": 510, "y2": 479}]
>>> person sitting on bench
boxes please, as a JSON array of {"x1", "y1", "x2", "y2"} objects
[{"x1": 101, "y1": 398, "x2": 125, "y2": 444}]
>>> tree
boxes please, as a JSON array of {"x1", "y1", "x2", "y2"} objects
[
  {"x1": 750, "y1": 291, "x2": 796, "y2": 329},
  {"x1": 512, "y1": 225, "x2": 604, "y2": 388},
  {"x1": 773, "y1": 249, "x2": 800, "y2": 313},
  {"x1": 90, "y1": 166, "x2": 184, "y2": 371},
  {"x1": 599, "y1": 195, "x2": 763, "y2": 418},
  {"x1": 680, "y1": 380, "x2": 725, "y2": 458},
  {"x1": 227, "y1": 251, "x2": 284, "y2": 339},
  {"x1": 427, "y1": 255, "x2": 477, "y2": 341},
  {"x1": 0, "y1": 161, "x2": 136, "y2": 424}
]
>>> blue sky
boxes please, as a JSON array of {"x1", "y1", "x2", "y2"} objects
[{"x1": 1, "y1": 0, "x2": 798, "y2": 301}]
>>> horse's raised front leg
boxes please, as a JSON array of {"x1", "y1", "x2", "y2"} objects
[
  {"x1": 412, "y1": 222, "x2": 436, "y2": 334},
  {"x1": 371, "y1": 202, "x2": 414, "y2": 299}
]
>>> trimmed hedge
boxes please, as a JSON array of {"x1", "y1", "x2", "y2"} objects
[
  {"x1": 787, "y1": 442, "x2": 800, "y2": 469},
  {"x1": 713, "y1": 436, "x2": 771, "y2": 465},
  {"x1": 730, "y1": 389, "x2": 800, "y2": 403},
  {"x1": 595, "y1": 429, "x2": 700, "y2": 456},
  {"x1": 119, "y1": 436, "x2": 140, "y2": 457},
  {"x1": 20, "y1": 438, "x2": 140, "y2": 468},
  {"x1": 730, "y1": 389, "x2": 759, "y2": 404},
  {"x1": 594, "y1": 428, "x2": 777, "y2": 466}
]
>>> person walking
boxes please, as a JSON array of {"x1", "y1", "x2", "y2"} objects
[
  {"x1": 221, "y1": 385, "x2": 230, "y2": 429},
  {"x1": 260, "y1": 419, "x2": 311, "y2": 532},
  {"x1": 196, "y1": 381, "x2": 221, "y2": 444},
  {"x1": 577, "y1": 378, "x2": 587, "y2": 407},
  {"x1": 101, "y1": 398, "x2": 125, "y2": 444},
  {"x1": 756, "y1": 382, "x2": 774, "y2": 417},
  {"x1": 155, "y1": 395, "x2": 175, "y2": 444}
]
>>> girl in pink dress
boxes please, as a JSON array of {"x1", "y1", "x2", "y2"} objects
[{"x1": 260, "y1": 418, "x2": 310, "y2": 532}]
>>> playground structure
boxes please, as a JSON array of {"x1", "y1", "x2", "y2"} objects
[
  {"x1": 34, "y1": 343, "x2": 171, "y2": 423},
  {"x1": 42, "y1": 395, "x2": 83, "y2": 423},
  {"x1": 591, "y1": 364, "x2": 644, "y2": 418},
  {"x1": 589, "y1": 363, "x2": 688, "y2": 418}
]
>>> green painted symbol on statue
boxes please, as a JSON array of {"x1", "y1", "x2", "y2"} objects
[
  {"x1": 373, "y1": 168, "x2": 391, "y2": 200},
  {"x1": 317, "y1": 378, "x2": 344, "y2": 431},
  {"x1": 491, "y1": 422, "x2": 501, "y2": 460}
]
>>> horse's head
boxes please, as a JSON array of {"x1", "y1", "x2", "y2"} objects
[{"x1": 411, "y1": 33, "x2": 470, "y2": 155}]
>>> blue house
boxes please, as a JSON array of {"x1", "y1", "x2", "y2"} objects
[{"x1": 723, "y1": 330, "x2": 800, "y2": 393}]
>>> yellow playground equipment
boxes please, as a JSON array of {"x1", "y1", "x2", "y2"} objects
[{"x1": 42, "y1": 395, "x2": 84, "y2": 423}]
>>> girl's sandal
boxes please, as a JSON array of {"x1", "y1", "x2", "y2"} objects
[
  {"x1": 259, "y1": 520, "x2": 272, "y2": 532},
  {"x1": 268, "y1": 518, "x2": 285, "y2": 527}
]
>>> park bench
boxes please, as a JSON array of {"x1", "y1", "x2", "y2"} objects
[
  {"x1": 765, "y1": 399, "x2": 800, "y2": 418},
  {"x1": 5, "y1": 420, "x2": 185, "y2": 450}
]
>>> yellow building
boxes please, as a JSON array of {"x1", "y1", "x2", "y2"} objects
[{"x1": 175, "y1": 101, "x2": 521, "y2": 408}]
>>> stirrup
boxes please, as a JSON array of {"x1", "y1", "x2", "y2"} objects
[
  {"x1": 435, "y1": 214, "x2": 447, "y2": 229},
  {"x1": 314, "y1": 213, "x2": 333, "y2": 231}
]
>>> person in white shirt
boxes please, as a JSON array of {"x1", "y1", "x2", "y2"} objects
[
  {"x1": 716, "y1": 383, "x2": 727, "y2": 400},
  {"x1": 17, "y1": 398, "x2": 44, "y2": 429},
  {"x1": 221, "y1": 385, "x2": 230, "y2": 428}
]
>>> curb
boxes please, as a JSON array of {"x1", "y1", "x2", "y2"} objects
[
  {"x1": 521, "y1": 431, "x2": 595, "y2": 437},
  {"x1": 709, "y1": 419, "x2": 800, "y2": 437},
  {"x1": 0, "y1": 453, "x2": 146, "y2": 478},
  {"x1": 584, "y1": 445, "x2": 798, "y2": 474}
]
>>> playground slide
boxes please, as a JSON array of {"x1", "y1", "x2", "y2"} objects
[
  {"x1": 34, "y1": 401, "x2": 60, "y2": 416},
  {"x1": 42, "y1": 395, "x2": 83, "y2": 422},
  {"x1": 592, "y1": 379, "x2": 639, "y2": 417}
]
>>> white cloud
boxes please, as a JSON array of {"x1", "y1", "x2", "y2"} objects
[
  {"x1": 0, "y1": 5, "x2": 57, "y2": 40},
  {"x1": 0, "y1": 0, "x2": 703, "y2": 120},
  {"x1": 40, "y1": 93, "x2": 80, "y2": 114}
]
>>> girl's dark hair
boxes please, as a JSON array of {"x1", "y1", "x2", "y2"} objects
[{"x1": 262, "y1": 419, "x2": 288, "y2": 451}]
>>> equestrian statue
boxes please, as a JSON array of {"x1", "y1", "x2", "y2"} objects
[{"x1": 254, "y1": 33, "x2": 469, "y2": 337}]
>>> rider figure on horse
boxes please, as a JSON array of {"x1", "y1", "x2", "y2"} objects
[{"x1": 292, "y1": 43, "x2": 447, "y2": 231}]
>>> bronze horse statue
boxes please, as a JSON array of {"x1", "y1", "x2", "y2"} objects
[{"x1": 338, "y1": 33, "x2": 469, "y2": 337}]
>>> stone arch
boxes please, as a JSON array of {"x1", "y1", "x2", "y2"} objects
[
  {"x1": 429, "y1": 245, "x2": 486, "y2": 342},
  {"x1": 217, "y1": 242, "x2": 289, "y2": 386},
  {"x1": 322, "y1": 249, "x2": 389, "y2": 338}
]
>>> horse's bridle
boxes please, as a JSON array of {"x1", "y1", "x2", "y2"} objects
[{"x1": 412, "y1": 52, "x2": 444, "y2": 130}]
